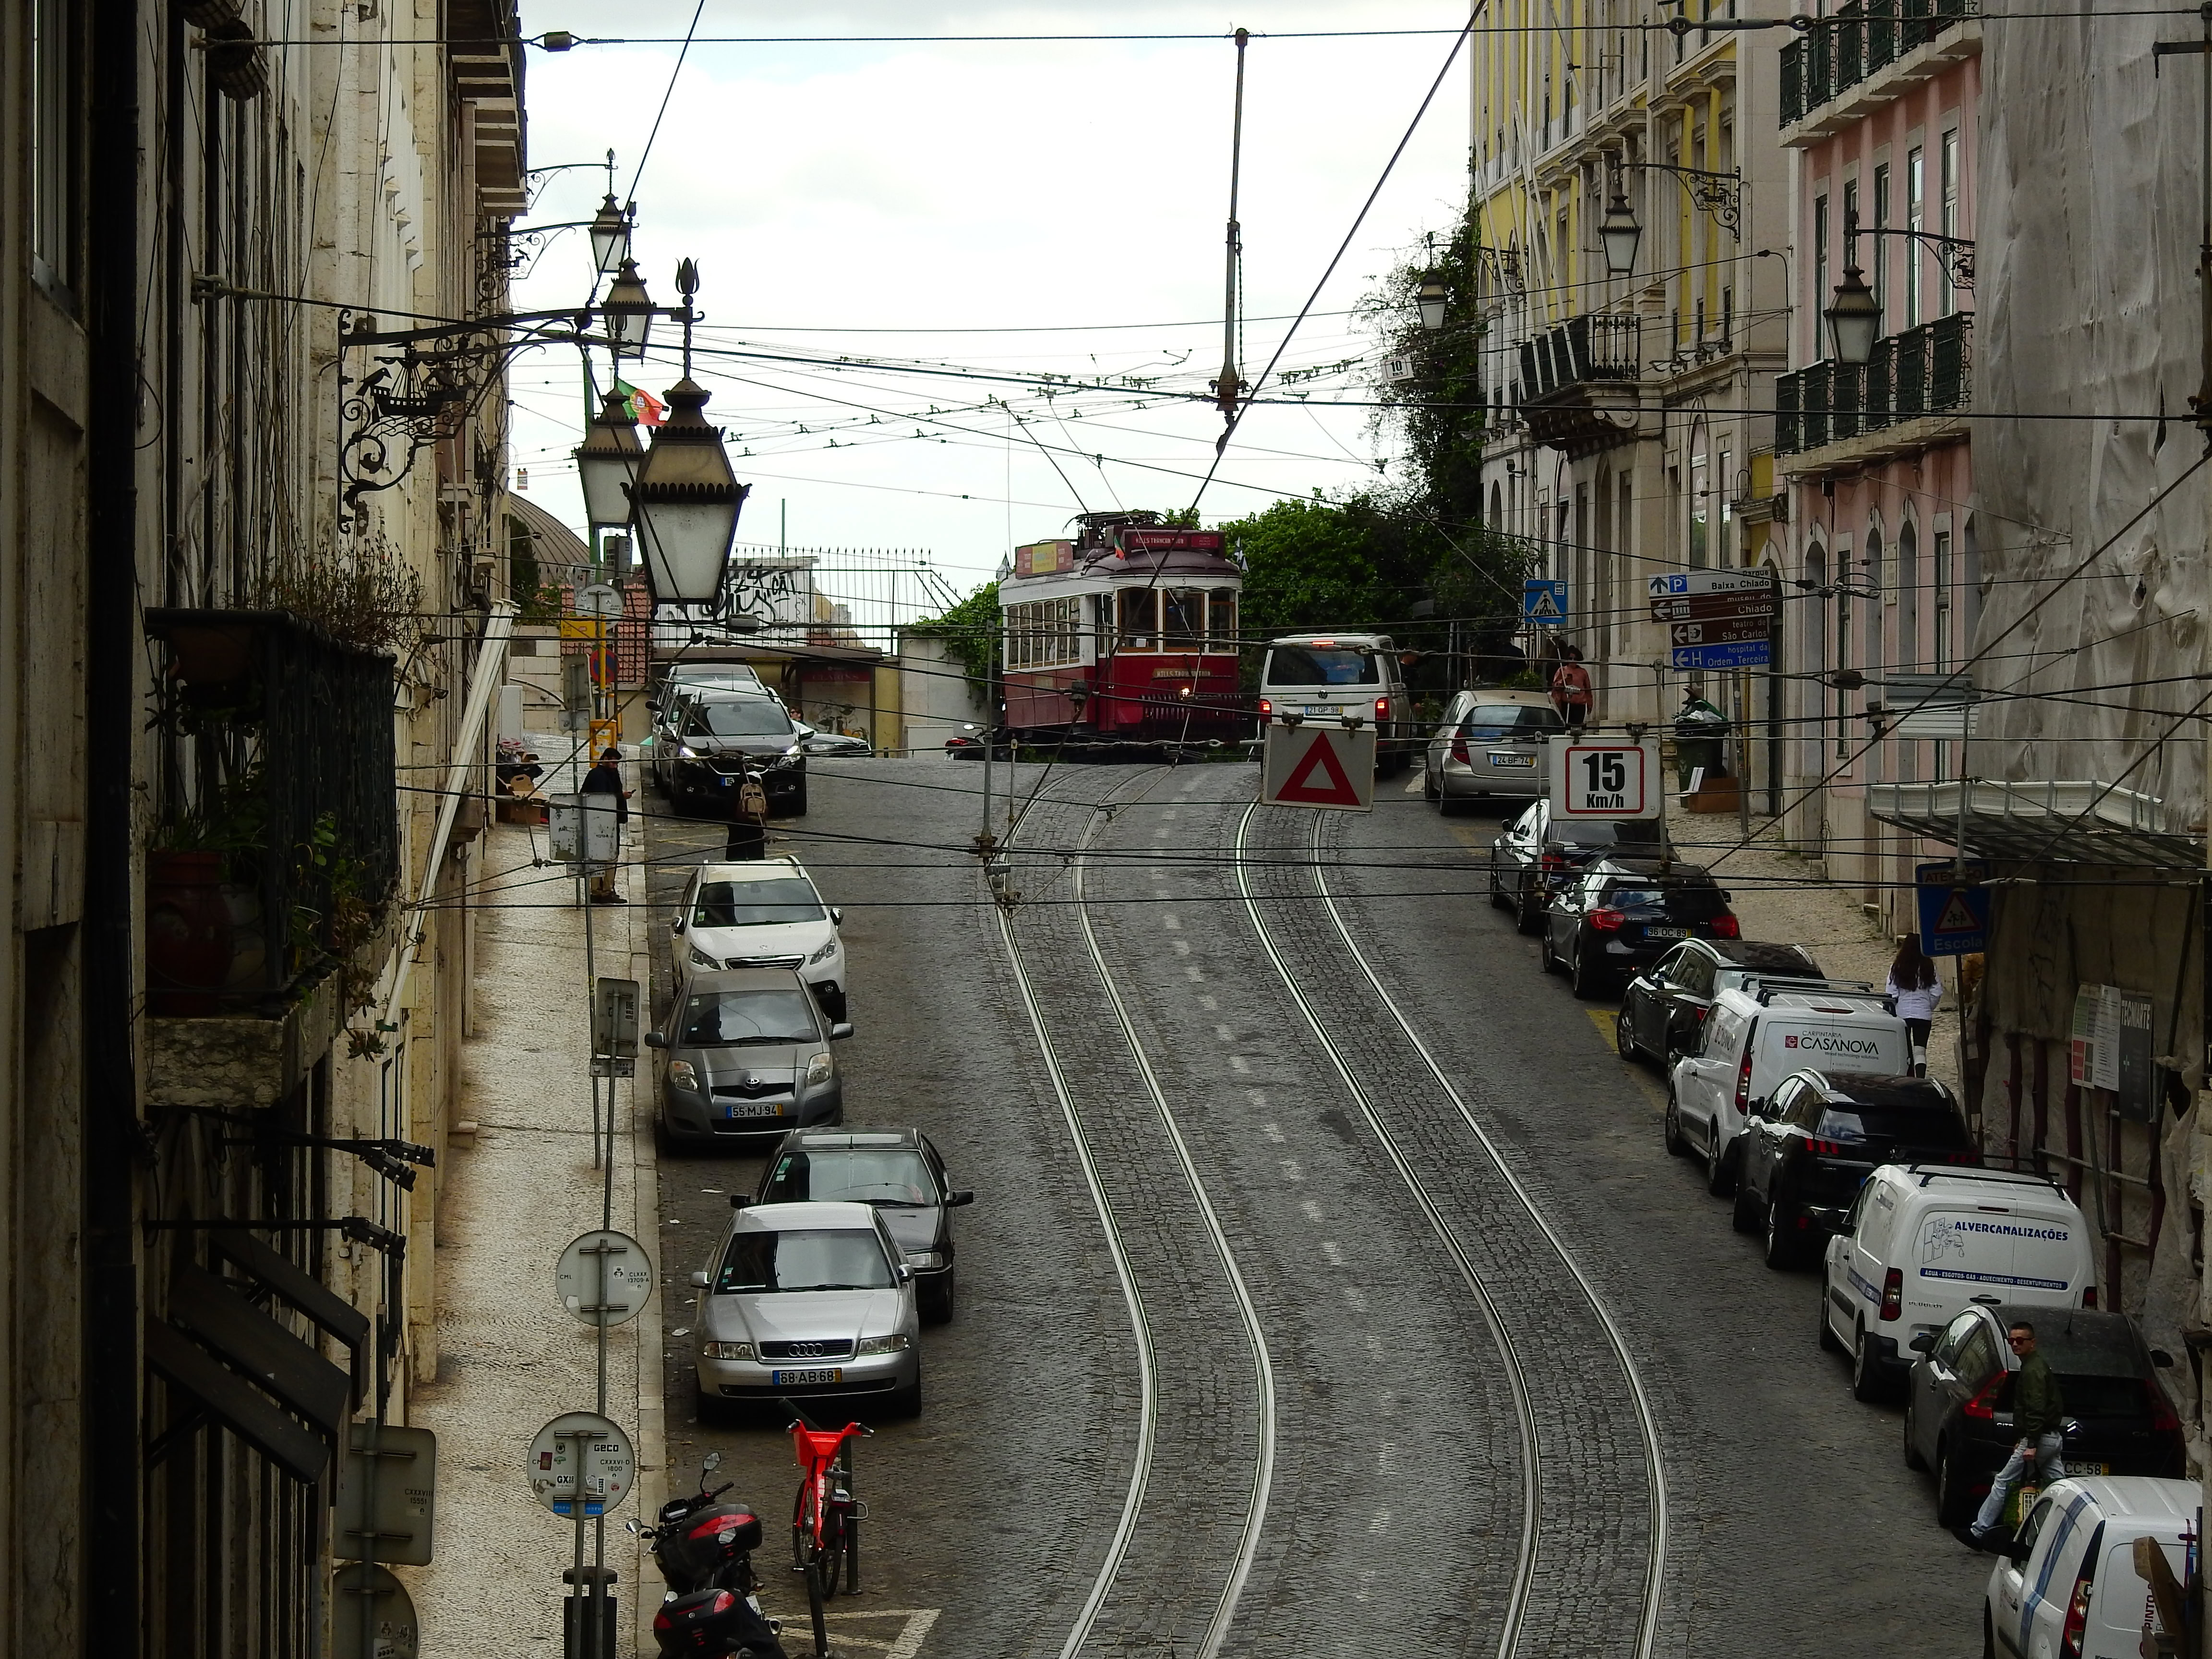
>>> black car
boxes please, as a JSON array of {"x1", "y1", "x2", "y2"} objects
[
  {"x1": 662, "y1": 689, "x2": 808, "y2": 817},
  {"x1": 794, "y1": 723, "x2": 872, "y2": 758},
  {"x1": 1616, "y1": 939, "x2": 1827, "y2": 1069},
  {"x1": 1734, "y1": 1070, "x2": 1977, "y2": 1266},
  {"x1": 1539, "y1": 859, "x2": 1739, "y2": 998},
  {"x1": 1489, "y1": 799, "x2": 1667, "y2": 935},
  {"x1": 1905, "y1": 1303, "x2": 2185, "y2": 1527},
  {"x1": 749, "y1": 1128, "x2": 974, "y2": 1322}
]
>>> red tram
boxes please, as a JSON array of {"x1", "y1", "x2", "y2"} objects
[{"x1": 1000, "y1": 512, "x2": 1246, "y2": 744}]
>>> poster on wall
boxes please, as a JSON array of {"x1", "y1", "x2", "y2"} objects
[{"x1": 2114, "y1": 989, "x2": 2156, "y2": 1122}]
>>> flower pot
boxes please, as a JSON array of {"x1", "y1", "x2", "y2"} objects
[{"x1": 146, "y1": 851, "x2": 235, "y2": 1015}]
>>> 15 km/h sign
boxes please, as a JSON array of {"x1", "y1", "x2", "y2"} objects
[
  {"x1": 1548, "y1": 738, "x2": 1662, "y2": 820},
  {"x1": 1261, "y1": 722, "x2": 1377, "y2": 812}
]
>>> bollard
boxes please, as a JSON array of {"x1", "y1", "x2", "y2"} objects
[{"x1": 562, "y1": 1565, "x2": 618, "y2": 1659}]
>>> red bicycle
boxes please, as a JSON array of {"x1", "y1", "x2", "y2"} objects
[{"x1": 790, "y1": 1419, "x2": 871, "y2": 1598}]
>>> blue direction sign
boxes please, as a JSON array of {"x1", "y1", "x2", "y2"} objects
[
  {"x1": 1669, "y1": 639, "x2": 1772, "y2": 670},
  {"x1": 1523, "y1": 578, "x2": 1568, "y2": 626},
  {"x1": 1915, "y1": 859, "x2": 1990, "y2": 957}
]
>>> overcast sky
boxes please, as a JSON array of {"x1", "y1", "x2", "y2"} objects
[{"x1": 506, "y1": 3, "x2": 1472, "y2": 602}]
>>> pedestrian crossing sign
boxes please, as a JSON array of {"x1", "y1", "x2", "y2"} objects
[{"x1": 1523, "y1": 579, "x2": 1568, "y2": 626}]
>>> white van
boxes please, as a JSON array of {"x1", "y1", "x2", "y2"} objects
[
  {"x1": 1985, "y1": 1476, "x2": 2197, "y2": 1659},
  {"x1": 1821, "y1": 1165, "x2": 2096, "y2": 1400},
  {"x1": 1666, "y1": 981, "x2": 1912, "y2": 1192},
  {"x1": 1258, "y1": 634, "x2": 1414, "y2": 773}
]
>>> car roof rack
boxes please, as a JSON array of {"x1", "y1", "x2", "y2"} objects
[
  {"x1": 1747, "y1": 976, "x2": 1882, "y2": 1005},
  {"x1": 1905, "y1": 1163, "x2": 2068, "y2": 1194}
]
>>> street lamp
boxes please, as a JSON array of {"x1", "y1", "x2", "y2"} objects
[
  {"x1": 627, "y1": 377, "x2": 749, "y2": 608},
  {"x1": 573, "y1": 388, "x2": 643, "y2": 529},
  {"x1": 1825, "y1": 262, "x2": 1882, "y2": 365},
  {"x1": 601, "y1": 258, "x2": 653, "y2": 360},
  {"x1": 587, "y1": 195, "x2": 632, "y2": 276},
  {"x1": 1599, "y1": 192, "x2": 1643, "y2": 278},
  {"x1": 1416, "y1": 273, "x2": 1450, "y2": 332}
]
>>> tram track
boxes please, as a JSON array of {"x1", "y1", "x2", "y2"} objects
[{"x1": 1233, "y1": 799, "x2": 1671, "y2": 1659}]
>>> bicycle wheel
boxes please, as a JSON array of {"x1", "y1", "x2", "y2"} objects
[{"x1": 791, "y1": 1480, "x2": 845, "y2": 1599}]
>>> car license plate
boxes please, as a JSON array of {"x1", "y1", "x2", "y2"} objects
[
  {"x1": 718, "y1": 776, "x2": 733, "y2": 787},
  {"x1": 770, "y1": 1368, "x2": 844, "y2": 1387},
  {"x1": 1487, "y1": 752, "x2": 1536, "y2": 768},
  {"x1": 1302, "y1": 705, "x2": 1336, "y2": 717},
  {"x1": 721, "y1": 1101, "x2": 783, "y2": 1119},
  {"x1": 1645, "y1": 926, "x2": 1689, "y2": 939},
  {"x1": 2064, "y1": 1460, "x2": 2109, "y2": 1476}
]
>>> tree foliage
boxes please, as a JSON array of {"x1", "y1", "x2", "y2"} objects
[{"x1": 907, "y1": 579, "x2": 999, "y2": 692}]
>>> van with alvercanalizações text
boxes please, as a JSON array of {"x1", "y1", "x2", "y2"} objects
[
  {"x1": 1668, "y1": 980, "x2": 1914, "y2": 1189},
  {"x1": 1822, "y1": 1165, "x2": 2097, "y2": 1394}
]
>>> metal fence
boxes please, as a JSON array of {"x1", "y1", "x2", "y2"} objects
[
  {"x1": 1779, "y1": 0, "x2": 1976, "y2": 127},
  {"x1": 1774, "y1": 313, "x2": 1972, "y2": 454}
]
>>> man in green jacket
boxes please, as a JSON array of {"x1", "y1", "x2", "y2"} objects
[{"x1": 1963, "y1": 1321, "x2": 2067, "y2": 1548}]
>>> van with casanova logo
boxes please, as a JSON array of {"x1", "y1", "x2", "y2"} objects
[{"x1": 1667, "y1": 983, "x2": 1913, "y2": 1193}]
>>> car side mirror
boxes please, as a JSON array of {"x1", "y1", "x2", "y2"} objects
[
  {"x1": 830, "y1": 1022, "x2": 854, "y2": 1041},
  {"x1": 830, "y1": 908, "x2": 843, "y2": 927},
  {"x1": 1746, "y1": 1097, "x2": 1767, "y2": 1117},
  {"x1": 644, "y1": 1032, "x2": 669, "y2": 1050},
  {"x1": 1909, "y1": 1332, "x2": 1936, "y2": 1354},
  {"x1": 646, "y1": 700, "x2": 661, "y2": 713},
  {"x1": 671, "y1": 915, "x2": 685, "y2": 933},
  {"x1": 896, "y1": 1264, "x2": 913, "y2": 1283},
  {"x1": 2153, "y1": 1348, "x2": 2176, "y2": 1368},
  {"x1": 689, "y1": 1270, "x2": 710, "y2": 1288},
  {"x1": 949, "y1": 1190, "x2": 974, "y2": 1207},
  {"x1": 2002, "y1": 1537, "x2": 2034, "y2": 1564},
  {"x1": 728, "y1": 1194, "x2": 749, "y2": 1210}
]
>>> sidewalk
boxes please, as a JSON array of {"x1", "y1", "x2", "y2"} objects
[
  {"x1": 402, "y1": 813, "x2": 665, "y2": 1653},
  {"x1": 1664, "y1": 796, "x2": 1961, "y2": 1093}
]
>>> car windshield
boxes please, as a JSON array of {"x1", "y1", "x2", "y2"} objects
[
  {"x1": 1556, "y1": 820, "x2": 1667, "y2": 851},
  {"x1": 1462, "y1": 704, "x2": 1564, "y2": 742},
  {"x1": 693, "y1": 877, "x2": 826, "y2": 928},
  {"x1": 1265, "y1": 646, "x2": 1378, "y2": 686},
  {"x1": 715, "y1": 1228, "x2": 895, "y2": 1293},
  {"x1": 677, "y1": 989, "x2": 819, "y2": 1047},
  {"x1": 1817, "y1": 1106, "x2": 1971, "y2": 1146},
  {"x1": 687, "y1": 700, "x2": 794, "y2": 738},
  {"x1": 763, "y1": 1149, "x2": 936, "y2": 1207},
  {"x1": 1604, "y1": 881, "x2": 1730, "y2": 919}
]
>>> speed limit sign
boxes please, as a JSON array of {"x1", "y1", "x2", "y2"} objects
[{"x1": 1549, "y1": 738, "x2": 1662, "y2": 820}]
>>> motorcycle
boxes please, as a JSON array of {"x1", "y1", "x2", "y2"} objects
[{"x1": 634, "y1": 1453, "x2": 787, "y2": 1658}]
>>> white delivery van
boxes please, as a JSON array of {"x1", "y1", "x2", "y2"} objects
[
  {"x1": 1257, "y1": 634, "x2": 1415, "y2": 773},
  {"x1": 1985, "y1": 1476, "x2": 2198, "y2": 1659},
  {"x1": 1821, "y1": 1165, "x2": 2096, "y2": 1400},
  {"x1": 1666, "y1": 981, "x2": 1912, "y2": 1193}
]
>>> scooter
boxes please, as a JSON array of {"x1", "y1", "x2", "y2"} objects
[{"x1": 634, "y1": 1453, "x2": 787, "y2": 1658}]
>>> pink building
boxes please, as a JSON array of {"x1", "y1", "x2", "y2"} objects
[{"x1": 1769, "y1": 7, "x2": 1982, "y2": 929}]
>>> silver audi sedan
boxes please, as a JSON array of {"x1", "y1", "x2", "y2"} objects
[{"x1": 690, "y1": 1199, "x2": 922, "y2": 1421}]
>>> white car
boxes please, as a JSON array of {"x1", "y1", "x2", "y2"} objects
[
  {"x1": 1666, "y1": 979, "x2": 1911, "y2": 1195},
  {"x1": 673, "y1": 857, "x2": 847, "y2": 1022},
  {"x1": 1985, "y1": 1476, "x2": 2196, "y2": 1658},
  {"x1": 1820, "y1": 1164, "x2": 2096, "y2": 1402},
  {"x1": 1256, "y1": 632, "x2": 1416, "y2": 772}
]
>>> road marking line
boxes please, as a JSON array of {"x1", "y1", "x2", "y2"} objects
[
  {"x1": 1401, "y1": 774, "x2": 1425, "y2": 793},
  {"x1": 1171, "y1": 940, "x2": 1190, "y2": 956},
  {"x1": 1586, "y1": 1009, "x2": 1668, "y2": 1115},
  {"x1": 1229, "y1": 1055, "x2": 1250, "y2": 1073},
  {"x1": 1320, "y1": 1240, "x2": 1345, "y2": 1266},
  {"x1": 1185, "y1": 964, "x2": 1203, "y2": 979},
  {"x1": 1300, "y1": 1199, "x2": 1324, "y2": 1220},
  {"x1": 1214, "y1": 1023, "x2": 1234, "y2": 1042},
  {"x1": 823, "y1": 1609, "x2": 943, "y2": 1659},
  {"x1": 1262, "y1": 1122, "x2": 1284, "y2": 1142},
  {"x1": 1200, "y1": 995, "x2": 1218, "y2": 1011},
  {"x1": 1279, "y1": 1158, "x2": 1301, "y2": 1179},
  {"x1": 1345, "y1": 1286, "x2": 1370, "y2": 1311}
]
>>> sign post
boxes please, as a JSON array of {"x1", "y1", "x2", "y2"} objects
[
  {"x1": 530, "y1": 1411, "x2": 634, "y2": 1659},
  {"x1": 1547, "y1": 737, "x2": 1663, "y2": 821},
  {"x1": 1260, "y1": 722, "x2": 1377, "y2": 812}
]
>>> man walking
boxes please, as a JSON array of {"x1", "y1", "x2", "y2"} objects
[
  {"x1": 581, "y1": 745, "x2": 631, "y2": 903},
  {"x1": 1960, "y1": 1321, "x2": 2066, "y2": 1549}
]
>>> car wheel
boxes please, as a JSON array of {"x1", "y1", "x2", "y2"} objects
[
  {"x1": 1613, "y1": 1007, "x2": 1640, "y2": 1064},
  {"x1": 1937, "y1": 1440, "x2": 1975, "y2": 1527},
  {"x1": 1904, "y1": 1398, "x2": 1928, "y2": 1470},
  {"x1": 1663, "y1": 1090, "x2": 1687, "y2": 1156},
  {"x1": 1570, "y1": 942, "x2": 1606, "y2": 1000},
  {"x1": 1762, "y1": 1198, "x2": 1799, "y2": 1268},
  {"x1": 1487, "y1": 863, "x2": 1509, "y2": 911},
  {"x1": 1515, "y1": 890, "x2": 1543, "y2": 937},
  {"x1": 921, "y1": 1265, "x2": 955, "y2": 1325},
  {"x1": 1422, "y1": 766, "x2": 1440, "y2": 801},
  {"x1": 1981, "y1": 1607, "x2": 1996, "y2": 1659},
  {"x1": 1818, "y1": 1284, "x2": 1844, "y2": 1353},
  {"x1": 1437, "y1": 791, "x2": 1465, "y2": 817},
  {"x1": 1539, "y1": 927, "x2": 1562, "y2": 976},
  {"x1": 1731, "y1": 1178, "x2": 1762, "y2": 1234},
  {"x1": 1851, "y1": 1322, "x2": 1888, "y2": 1402},
  {"x1": 783, "y1": 780, "x2": 809, "y2": 817},
  {"x1": 1704, "y1": 1131, "x2": 1736, "y2": 1197}
]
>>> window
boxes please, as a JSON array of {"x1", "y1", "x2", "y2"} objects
[
  {"x1": 1871, "y1": 163, "x2": 1890, "y2": 316},
  {"x1": 1932, "y1": 529, "x2": 1953, "y2": 671},
  {"x1": 1834, "y1": 550, "x2": 1852, "y2": 759},
  {"x1": 1117, "y1": 588, "x2": 1156, "y2": 649},
  {"x1": 1718, "y1": 447, "x2": 1733, "y2": 547},
  {"x1": 1906, "y1": 146, "x2": 1925, "y2": 327},
  {"x1": 32, "y1": 0, "x2": 86, "y2": 307},
  {"x1": 1688, "y1": 450, "x2": 1709, "y2": 567},
  {"x1": 1162, "y1": 589, "x2": 1204, "y2": 649},
  {"x1": 1939, "y1": 129, "x2": 1960, "y2": 315},
  {"x1": 1813, "y1": 195, "x2": 1830, "y2": 360},
  {"x1": 716, "y1": 1228, "x2": 895, "y2": 1294},
  {"x1": 1897, "y1": 523, "x2": 1920, "y2": 672},
  {"x1": 1803, "y1": 543, "x2": 1827, "y2": 776},
  {"x1": 692, "y1": 877, "x2": 827, "y2": 929},
  {"x1": 677, "y1": 988, "x2": 821, "y2": 1047},
  {"x1": 1207, "y1": 589, "x2": 1238, "y2": 652}
]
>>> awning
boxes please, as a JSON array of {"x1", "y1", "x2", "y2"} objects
[
  {"x1": 144, "y1": 1318, "x2": 330, "y2": 1485},
  {"x1": 1867, "y1": 780, "x2": 2204, "y2": 869}
]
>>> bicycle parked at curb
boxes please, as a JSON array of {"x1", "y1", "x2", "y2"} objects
[{"x1": 790, "y1": 1418, "x2": 871, "y2": 1599}]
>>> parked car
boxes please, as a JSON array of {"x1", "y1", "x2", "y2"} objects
[
  {"x1": 1488, "y1": 798, "x2": 1668, "y2": 933},
  {"x1": 672, "y1": 857, "x2": 847, "y2": 1022},
  {"x1": 1983, "y1": 1476, "x2": 2197, "y2": 1658},
  {"x1": 1257, "y1": 633, "x2": 1415, "y2": 773},
  {"x1": 1819, "y1": 1165, "x2": 2097, "y2": 1402},
  {"x1": 690, "y1": 1199, "x2": 921, "y2": 1421},
  {"x1": 1539, "y1": 858, "x2": 1740, "y2": 998},
  {"x1": 751, "y1": 1128, "x2": 973, "y2": 1322},
  {"x1": 1421, "y1": 689, "x2": 1563, "y2": 811},
  {"x1": 1667, "y1": 980, "x2": 1911, "y2": 1195},
  {"x1": 1733, "y1": 1070, "x2": 1976, "y2": 1266},
  {"x1": 1614, "y1": 939, "x2": 1826, "y2": 1069},
  {"x1": 1906, "y1": 1304, "x2": 2184, "y2": 1527},
  {"x1": 647, "y1": 966, "x2": 852, "y2": 1149},
  {"x1": 661, "y1": 688, "x2": 809, "y2": 816},
  {"x1": 945, "y1": 724, "x2": 1012, "y2": 760},
  {"x1": 648, "y1": 671, "x2": 775, "y2": 789},
  {"x1": 794, "y1": 722, "x2": 872, "y2": 758},
  {"x1": 659, "y1": 660, "x2": 765, "y2": 698}
]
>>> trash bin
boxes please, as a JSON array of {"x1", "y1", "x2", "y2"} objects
[{"x1": 1674, "y1": 696, "x2": 1730, "y2": 788}]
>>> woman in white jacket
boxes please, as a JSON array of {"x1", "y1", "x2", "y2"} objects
[{"x1": 1887, "y1": 935, "x2": 1942, "y2": 1077}]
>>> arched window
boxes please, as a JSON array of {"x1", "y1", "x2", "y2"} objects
[
  {"x1": 1896, "y1": 522, "x2": 1919, "y2": 672},
  {"x1": 1803, "y1": 542, "x2": 1827, "y2": 780}
]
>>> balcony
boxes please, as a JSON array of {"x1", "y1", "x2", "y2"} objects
[
  {"x1": 1775, "y1": 313, "x2": 1971, "y2": 467},
  {"x1": 1779, "y1": 0, "x2": 1977, "y2": 133},
  {"x1": 1512, "y1": 313, "x2": 1643, "y2": 455}
]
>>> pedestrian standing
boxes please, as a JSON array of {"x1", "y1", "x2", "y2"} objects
[
  {"x1": 581, "y1": 745, "x2": 630, "y2": 904},
  {"x1": 724, "y1": 769, "x2": 769, "y2": 861},
  {"x1": 1550, "y1": 645, "x2": 1593, "y2": 730},
  {"x1": 1961, "y1": 1321, "x2": 2066, "y2": 1550},
  {"x1": 1887, "y1": 934, "x2": 1943, "y2": 1076}
]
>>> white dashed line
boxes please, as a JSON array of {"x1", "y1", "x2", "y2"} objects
[
  {"x1": 1185, "y1": 965, "x2": 1204, "y2": 980},
  {"x1": 1344, "y1": 1286, "x2": 1370, "y2": 1312},
  {"x1": 1228, "y1": 1056, "x2": 1250, "y2": 1073},
  {"x1": 1261, "y1": 1121, "x2": 1285, "y2": 1143},
  {"x1": 1161, "y1": 914, "x2": 1181, "y2": 930},
  {"x1": 1214, "y1": 1023, "x2": 1235, "y2": 1043},
  {"x1": 1320, "y1": 1241, "x2": 1346, "y2": 1267},
  {"x1": 1171, "y1": 940, "x2": 1190, "y2": 956},
  {"x1": 1300, "y1": 1199, "x2": 1324, "y2": 1221},
  {"x1": 1279, "y1": 1158, "x2": 1302, "y2": 1180},
  {"x1": 1199, "y1": 995, "x2": 1218, "y2": 1012}
]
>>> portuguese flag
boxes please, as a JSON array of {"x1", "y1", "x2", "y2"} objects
[{"x1": 617, "y1": 378, "x2": 666, "y2": 427}]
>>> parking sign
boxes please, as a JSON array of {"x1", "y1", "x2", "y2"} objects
[{"x1": 1548, "y1": 738, "x2": 1662, "y2": 820}]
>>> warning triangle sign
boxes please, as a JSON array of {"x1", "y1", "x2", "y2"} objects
[
  {"x1": 1528, "y1": 588, "x2": 1563, "y2": 619},
  {"x1": 1933, "y1": 890, "x2": 1980, "y2": 933},
  {"x1": 1276, "y1": 733, "x2": 1364, "y2": 806}
]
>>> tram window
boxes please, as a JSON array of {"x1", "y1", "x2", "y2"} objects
[
  {"x1": 1058, "y1": 598, "x2": 1077, "y2": 662},
  {"x1": 1163, "y1": 589, "x2": 1203, "y2": 647},
  {"x1": 1117, "y1": 588, "x2": 1156, "y2": 648},
  {"x1": 1207, "y1": 589, "x2": 1237, "y2": 650}
]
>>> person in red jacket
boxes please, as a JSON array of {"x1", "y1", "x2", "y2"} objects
[{"x1": 1550, "y1": 646, "x2": 1593, "y2": 730}]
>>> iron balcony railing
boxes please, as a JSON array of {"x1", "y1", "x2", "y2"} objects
[
  {"x1": 1774, "y1": 313, "x2": 1971, "y2": 455},
  {"x1": 1779, "y1": 0, "x2": 1976, "y2": 127},
  {"x1": 1513, "y1": 312, "x2": 1640, "y2": 408}
]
